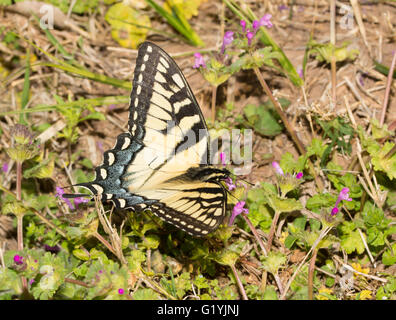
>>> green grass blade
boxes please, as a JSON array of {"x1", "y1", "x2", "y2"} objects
[
  {"x1": 0, "y1": 95, "x2": 129, "y2": 117},
  {"x1": 144, "y1": 0, "x2": 204, "y2": 46},
  {"x1": 20, "y1": 49, "x2": 30, "y2": 125}
]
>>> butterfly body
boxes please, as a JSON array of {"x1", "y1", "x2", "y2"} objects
[{"x1": 75, "y1": 42, "x2": 229, "y2": 236}]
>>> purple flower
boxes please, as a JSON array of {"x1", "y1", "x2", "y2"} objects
[
  {"x1": 331, "y1": 187, "x2": 352, "y2": 216},
  {"x1": 2, "y1": 162, "x2": 8, "y2": 173},
  {"x1": 44, "y1": 244, "x2": 60, "y2": 253},
  {"x1": 297, "y1": 68, "x2": 304, "y2": 79},
  {"x1": 55, "y1": 186, "x2": 75, "y2": 210},
  {"x1": 193, "y1": 53, "x2": 206, "y2": 69},
  {"x1": 108, "y1": 104, "x2": 116, "y2": 111},
  {"x1": 221, "y1": 31, "x2": 234, "y2": 54},
  {"x1": 272, "y1": 161, "x2": 284, "y2": 176},
  {"x1": 29, "y1": 279, "x2": 35, "y2": 285},
  {"x1": 224, "y1": 177, "x2": 236, "y2": 191},
  {"x1": 13, "y1": 255, "x2": 24, "y2": 265},
  {"x1": 74, "y1": 196, "x2": 89, "y2": 208},
  {"x1": 240, "y1": 20, "x2": 247, "y2": 32},
  {"x1": 118, "y1": 288, "x2": 124, "y2": 295},
  {"x1": 331, "y1": 207, "x2": 339, "y2": 216},
  {"x1": 246, "y1": 30, "x2": 255, "y2": 46},
  {"x1": 252, "y1": 20, "x2": 260, "y2": 31},
  {"x1": 296, "y1": 172, "x2": 303, "y2": 179},
  {"x1": 229, "y1": 201, "x2": 249, "y2": 225},
  {"x1": 278, "y1": 5, "x2": 288, "y2": 11},
  {"x1": 259, "y1": 14, "x2": 273, "y2": 28}
]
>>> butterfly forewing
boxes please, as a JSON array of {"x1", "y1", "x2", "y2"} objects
[{"x1": 74, "y1": 41, "x2": 228, "y2": 236}]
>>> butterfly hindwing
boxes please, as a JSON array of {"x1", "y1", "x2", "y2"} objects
[{"x1": 74, "y1": 41, "x2": 229, "y2": 236}]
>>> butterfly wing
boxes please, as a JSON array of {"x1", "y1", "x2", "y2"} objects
[{"x1": 75, "y1": 42, "x2": 227, "y2": 236}]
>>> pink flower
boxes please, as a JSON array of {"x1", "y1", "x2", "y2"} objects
[
  {"x1": 118, "y1": 288, "x2": 124, "y2": 295},
  {"x1": 2, "y1": 162, "x2": 8, "y2": 173},
  {"x1": 272, "y1": 161, "x2": 284, "y2": 176},
  {"x1": 240, "y1": 20, "x2": 247, "y2": 32},
  {"x1": 296, "y1": 172, "x2": 303, "y2": 179},
  {"x1": 56, "y1": 186, "x2": 75, "y2": 210},
  {"x1": 13, "y1": 255, "x2": 24, "y2": 265},
  {"x1": 252, "y1": 20, "x2": 260, "y2": 31},
  {"x1": 259, "y1": 14, "x2": 273, "y2": 28},
  {"x1": 229, "y1": 201, "x2": 249, "y2": 225},
  {"x1": 224, "y1": 177, "x2": 236, "y2": 191},
  {"x1": 221, "y1": 31, "x2": 234, "y2": 54},
  {"x1": 246, "y1": 30, "x2": 255, "y2": 46},
  {"x1": 74, "y1": 196, "x2": 89, "y2": 208},
  {"x1": 193, "y1": 53, "x2": 206, "y2": 69},
  {"x1": 331, "y1": 187, "x2": 352, "y2": 216}
]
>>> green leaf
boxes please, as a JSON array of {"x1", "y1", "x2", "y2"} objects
[
  {"x1": 133, "y1": 288, "x2": 160, "y2": 300},
  {"x1": 382, "y1": 244, "x2": 396, "y2": 266},
  {"x1": 243, "y1": 103, "x2": 283, "y2": 137},
  {"x1": 340, "y1": 229, "x2": 365, "y2": 254},
  {"x1": 261, "y1": 251, "x2": 286, "y2": 275}
]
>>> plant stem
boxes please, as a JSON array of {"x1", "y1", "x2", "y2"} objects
[
  {"x1": 230, "y1": 263, "x2": 248, "y2": 300},
  {"x1": 241, "y1": 214, "x2": 267, "y2": 256},
  {"x1": 16, "y1": 161, "x2": 28, "y2": 293},
  {"x1": 307, "y1": 248, "x2": 318, "y2": 300},
  {"x1": 253, "y1": 67, "x2": 324, "y2": 191},
  {"x1": 266, "y1": 211, "x2": 280, "y2": 252},
  {"x1": 211, "y1": 85, "x2": 217, "y2": 122},
  {"x1": 16, "y1": 161, "x2": 23, "y2": 251}
]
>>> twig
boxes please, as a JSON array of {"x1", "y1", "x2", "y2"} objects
[
  {"x1": 280, "y1": 226, "x2": 332, "y2": 300},
  {"x1": 230, "y1": 264, "x2": 248, "y2": 300},
  {"x1": 241, "y1": 214, "x2": 267, "y2": 256},
  {"x1": 308, "y1": 248, "x2": 318, "y2": 300},
  {"x1": 266, "y1": 211, "x2": 280, "y2": 252}
]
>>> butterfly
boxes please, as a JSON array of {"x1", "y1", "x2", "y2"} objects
[{"x1": 72, "y1": 42, "x2": 230, "y2": 237}]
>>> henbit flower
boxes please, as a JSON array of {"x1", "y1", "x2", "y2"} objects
[
  {"x1": 74, "y1": 196, "x2": 89, "y2": 208},
  {"x1": 297, "y1": 68, "x2": 304, "y2": 79},
  {"x1": 229, "y1": 201, "x2": 249, "y2": 226},
  {"x1": 118, "y1": 288, "x2": 125, "y2": 295},
  {"x1": 224, "y1": 177, "x2": 236, "y2": 191},
  {"x1": 296, "y1": 172, "x2": 303, "y2": 179},
  {"x1": 331, "y1": 187, "x2": 352, "y2": 216},
  {"x1": 246, "y1": 30, "x2": 255, "y2": 46},
  {"x1": 44, "y1": 244, "x2": 61, "y2": 253},
  {"x1": 278, "y1": 4, "x2": 288, "y2": 11},
  {"x1": 193, "y1": 52, "x2": 206, "y2": 69},
  {"x1": 221, "y1": 31, "x2": 234, "y2": 54},
  {"x1": 335, "y1": 187, "x2": 352, "y2": 207},
  {"x1": 259, "y1": 14, "x2": 273, "y2": 28},
  {"x1": 272, "y1": 161, "x2": 284, "y2": 176},
  {"x1": 13, "y1": 255, "x2": 24, "y2": 265},
  {"x1": 2, "y1": 162, "x2": 8, "y2": 173},
  {"x1": 252, "y1": 20, "x2": 260, "y2": 31},
  {"x1": 331, "y1": 207, "x2": 339, "y2": 216},
  {"x1": 240, "y1": 20, "x2": 247, "y2": 33},
  {"x1": 55, "y1": 186, "x2": 75, "y2": 210}
]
